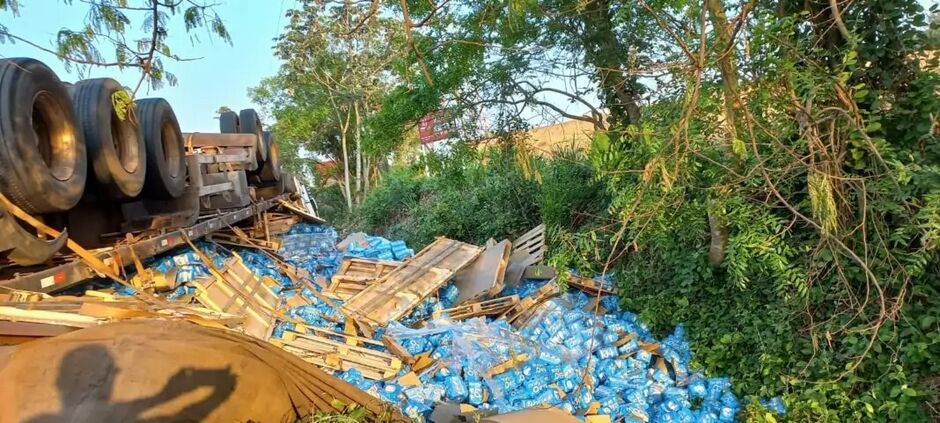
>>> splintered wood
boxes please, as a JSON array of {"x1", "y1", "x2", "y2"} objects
[
  {"x1": 325, "y1": 258, "x2": 402, "y2": 300},
  {"x1": 190, "y1": 252, "x2": 280, "y2": 340},
  {"x1": 452, "y1": 239, "x2": 512, "y2": 305},
  {"x1": 432, "y1": 295, "x2": 520, "y2": 320},
  {"x1": 0, "y1": 297, "x2": 244, "y2": 343},
  {"x1": 504, "y1": 224, "x2": 547, "y2": 285},
  {"x1": 500, "y1": 280, "x2": 561, "y2": 328},
  {"x1": 567, "y1": 274, "x2": 615, "y2": 295},
  {"x1": 342, "y1": 238, "x2": 483, "y2": 330},
  {"x1": 273, "y1": 329, "x2": 401, "y2": 380},
  {"x1": 211, "y1": 226, "x2": 280, "y2": 252}
]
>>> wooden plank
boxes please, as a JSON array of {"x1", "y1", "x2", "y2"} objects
[
  {"x1": 275, "y1": 330, "x2": 401, "y2": 380},
  {"x1": 189, "y1": 252, "x2": 279, "y2": 340},
  {"x1": 0, "y1": 320, "x2": 78, "y2": 337},
  {"x1": 325, "y1": 258, "x2": 403, "y2": 300},
  {"x1": 342, "y1": 238, "x2": 483, "y2": 328},
  {"x1": 381, "y1": 335, "x2": 415, "y2": 365},
  {"x1": 500, "y1": 280, "x2": 561, "y2": 328},
  {"x1": 452, "y1": 239, "x2": 512, "y2": 305},
  {"x1": 431, "y1": 295, "x2": 520, "y2": 320},
  {"x1": 504, "y1": 224, "x2": 546, "y2": 286},
  {"x1": 567, "y1": 274, "x2": 615, "y2": 295},
  {"x1": 0, "y1": 306, "x2": 102, "y2": 328}
]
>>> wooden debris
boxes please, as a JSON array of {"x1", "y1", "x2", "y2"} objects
[
  {"x1": 639, "y1": 341, "x2": 660, "y2": 354},
  {"x1": 382, "y1": 335, "x2": 416, "y2": 365},
  {"x1": 0, "y1": 289, "x2": 50, "y2": 302},
  {"x1": 188, "y1": 250, "x2": 280, "y2": 340},
  {"x1": 342, "y1": 238, "x2": 483, "y2": 330},
  {"x1": 486, "y1": 352, "x2": 530, "y2": 377},
  {"x1": 292, "y1": 323, "x2": 386, "y2": 350},
  {"x1": 0, "y1": 320, "x2": 76, "y2": 344},
  {"x1": 273, "y1": 330, "x2": 401, "y2": 380},
  {"x1": 211, "y1": 230, "x2": 280, "y2": 252},
  {"x1": 398, "y1": 371, "x2": 421, "y2": 387},
  {"x1": 431, "y1": 295, "x2": 520, "y2": 320},
  {"x1": 0, "y1": 306, "x2": 102, "y2": 328},
  {"x1": 452, "y1": 239, "x2": 512, "y2": 305},
  {"x1": 613, "y1": 332, "x2": 637, "y2": 347},
  {"x1": 0, "y1": 295, "x2": 245, "y2": 340},
  {"x1": 278, "y1": 199, "x2": 325, "y2": 223},
  {"x1": 504, "y1": 224, "x2": 546, "y2": 286},
  {"x1": 249, "y1": 212, "x2": 299, "y2": 238},
  {"x1": 325, "y1": 258, "x2": 402, "y2": 300},
  {"x1": 567, "y1": 274, "x2": 614, "y2": 296},
  {"x1": 500, "y1": 280, "x2": 562, "y2": 327},
  {"x1": 412, "y1": 352, "x2": 436, "y2": 373}
]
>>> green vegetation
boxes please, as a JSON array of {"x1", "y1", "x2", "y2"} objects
[
  {"x1": 0, "y1": 0, "x2": 230, "y2": 94},
  {"x1": 2, "y1": 0, "x2": 935, "y2": 420},
  {"x1": 268, "y1": 0, "x2": 940, "y2": 421}
]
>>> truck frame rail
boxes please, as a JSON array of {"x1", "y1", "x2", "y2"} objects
[{"x1": 0, "y1": 195, "x2": 288, "y2": 294}]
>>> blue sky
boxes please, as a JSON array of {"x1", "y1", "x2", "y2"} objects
[{"x1": 0, "y1": 1, "x2": 298, "y2": 132}]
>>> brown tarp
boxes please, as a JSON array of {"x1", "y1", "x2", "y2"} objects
[{"x1": 0, "y1": 320, "x2": 405, "y2": 423}]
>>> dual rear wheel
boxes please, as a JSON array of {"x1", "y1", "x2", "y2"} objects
[{"x1": 0, "y1": 58, "x2": 187, "y2": 215}]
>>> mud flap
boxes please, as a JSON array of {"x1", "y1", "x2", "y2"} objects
[{"x1": 0, "y1": 208, "x2": 67, "y2": 265}]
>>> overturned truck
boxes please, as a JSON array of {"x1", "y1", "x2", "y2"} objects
[{"x1": 0, "y1": 57, "x2": 315, "y2": 293}]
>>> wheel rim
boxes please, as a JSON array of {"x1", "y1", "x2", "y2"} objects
[
  {"x1": 31, "y1": 90, "x2": 76, "y2": 181},
  {"x1": 160, "y1": 118, "x2": 181, "y2": 179},
  {"x1": 110, "y1": 107, "x2": 140, "y2": 173}
]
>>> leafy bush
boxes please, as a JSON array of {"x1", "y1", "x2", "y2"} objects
[
  {"x1": 347, "y1": 144, "x2": 542, "y2": 248},
  {"x1": 540, "y1": 147, "x2": 609, "y2": 230}
]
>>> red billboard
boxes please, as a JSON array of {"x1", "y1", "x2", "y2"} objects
[{"x1": 418, "y1": 113, "x2": 452, "y2": 144}]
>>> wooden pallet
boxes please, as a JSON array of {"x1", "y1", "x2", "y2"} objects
[
  {"x1": 325, "y1": 258, "x2": 403, "y2": 300},
  {"x1": 452, "y1": 239, "x2": 512, "y2": 305},
  {"x1": 341, "y1": 238, "x2": 483, "y2": 331},
  {"x1": 210, "y1": 226, "x2": 281, "y2": 252},
  {"x1": 273, "y1": 330, "x2": 401, "y2": 380},
  {"x1": 249, "y1": 212, "x2": 300, "y2": 238},
  {"x1": 500, "y1": 280, "x2": 561, "y2": 328},
  {"x1": 567, "y1": 274, "x2": 615, "y2": 295},
  {"x1": 190, "y1": 251, "x2": 280, "y2": 340},
  {"x1": 504, "y1": 224, "x2": 546, "y2": 285},
  {"x1": 431, "y1": 295, "x2": 520, "y2": 320}
]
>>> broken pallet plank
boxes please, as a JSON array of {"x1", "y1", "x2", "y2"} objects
[
  {"x1": 503, "y1": 224, "x2": 546, "y2": 286},
  {"x1": 326, "y1": 258, "x2": 403, "y2": 300},
  {"x1": 452, "y1": 239, "x2": 512, "y2": 305},
  {"x1": 189, "y1": 252, "x2": 279, "y2": 340},
  {"x1": 275, "y1": 330, "x2": 401, "y2": 380},
  {"x1": 500, "y1": 280, "x2": 561, "y2": 328},
  {"x1": 567, "y1": 274, "x2": 615, "y2": 295},
  {"x1": 342, "y1": 238, "x2": 483, "y2": 328},
  {"x1": 432, "y1": 295, "x2": 520, "y2": 320}
]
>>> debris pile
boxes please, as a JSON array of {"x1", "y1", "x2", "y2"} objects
[{"x1": 0, "y1": 218, "x2": 786, "y2": 422}]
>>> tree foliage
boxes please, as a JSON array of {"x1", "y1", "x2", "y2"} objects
[
  {"x1": 315, "y1": 0, "x2": 940, "y2": 420},
  {"x1": 0, "y1": 0, "x2": 230, "y2": 94}
]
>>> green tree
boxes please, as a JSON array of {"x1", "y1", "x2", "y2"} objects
[{"x1": 0, "y1": 0, "x2": 230, "y2": 94}]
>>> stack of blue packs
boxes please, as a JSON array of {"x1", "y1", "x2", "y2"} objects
[{"x1": 118, "y1": 224, "x2": 786, "y2": 423}]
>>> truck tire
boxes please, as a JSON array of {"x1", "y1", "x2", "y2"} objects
[
  {"x1": 0, "y1": 58, "x2": 86, "y2": 214},
  {"x1": 72, "y1": 78, "x2": 146, "y2": 199},
  {"x1": 258, "y1": 131, "x2": 281, "y2": 182},
  {"x1": 219, "y1": 110, "x2": 239, "y2": 133},
  {"x1": 238, "y1": 108, "x2": 267, "y2": 163},
  {"x1": 136, "y1": 98, "x2": 186, "y2": 199}
]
